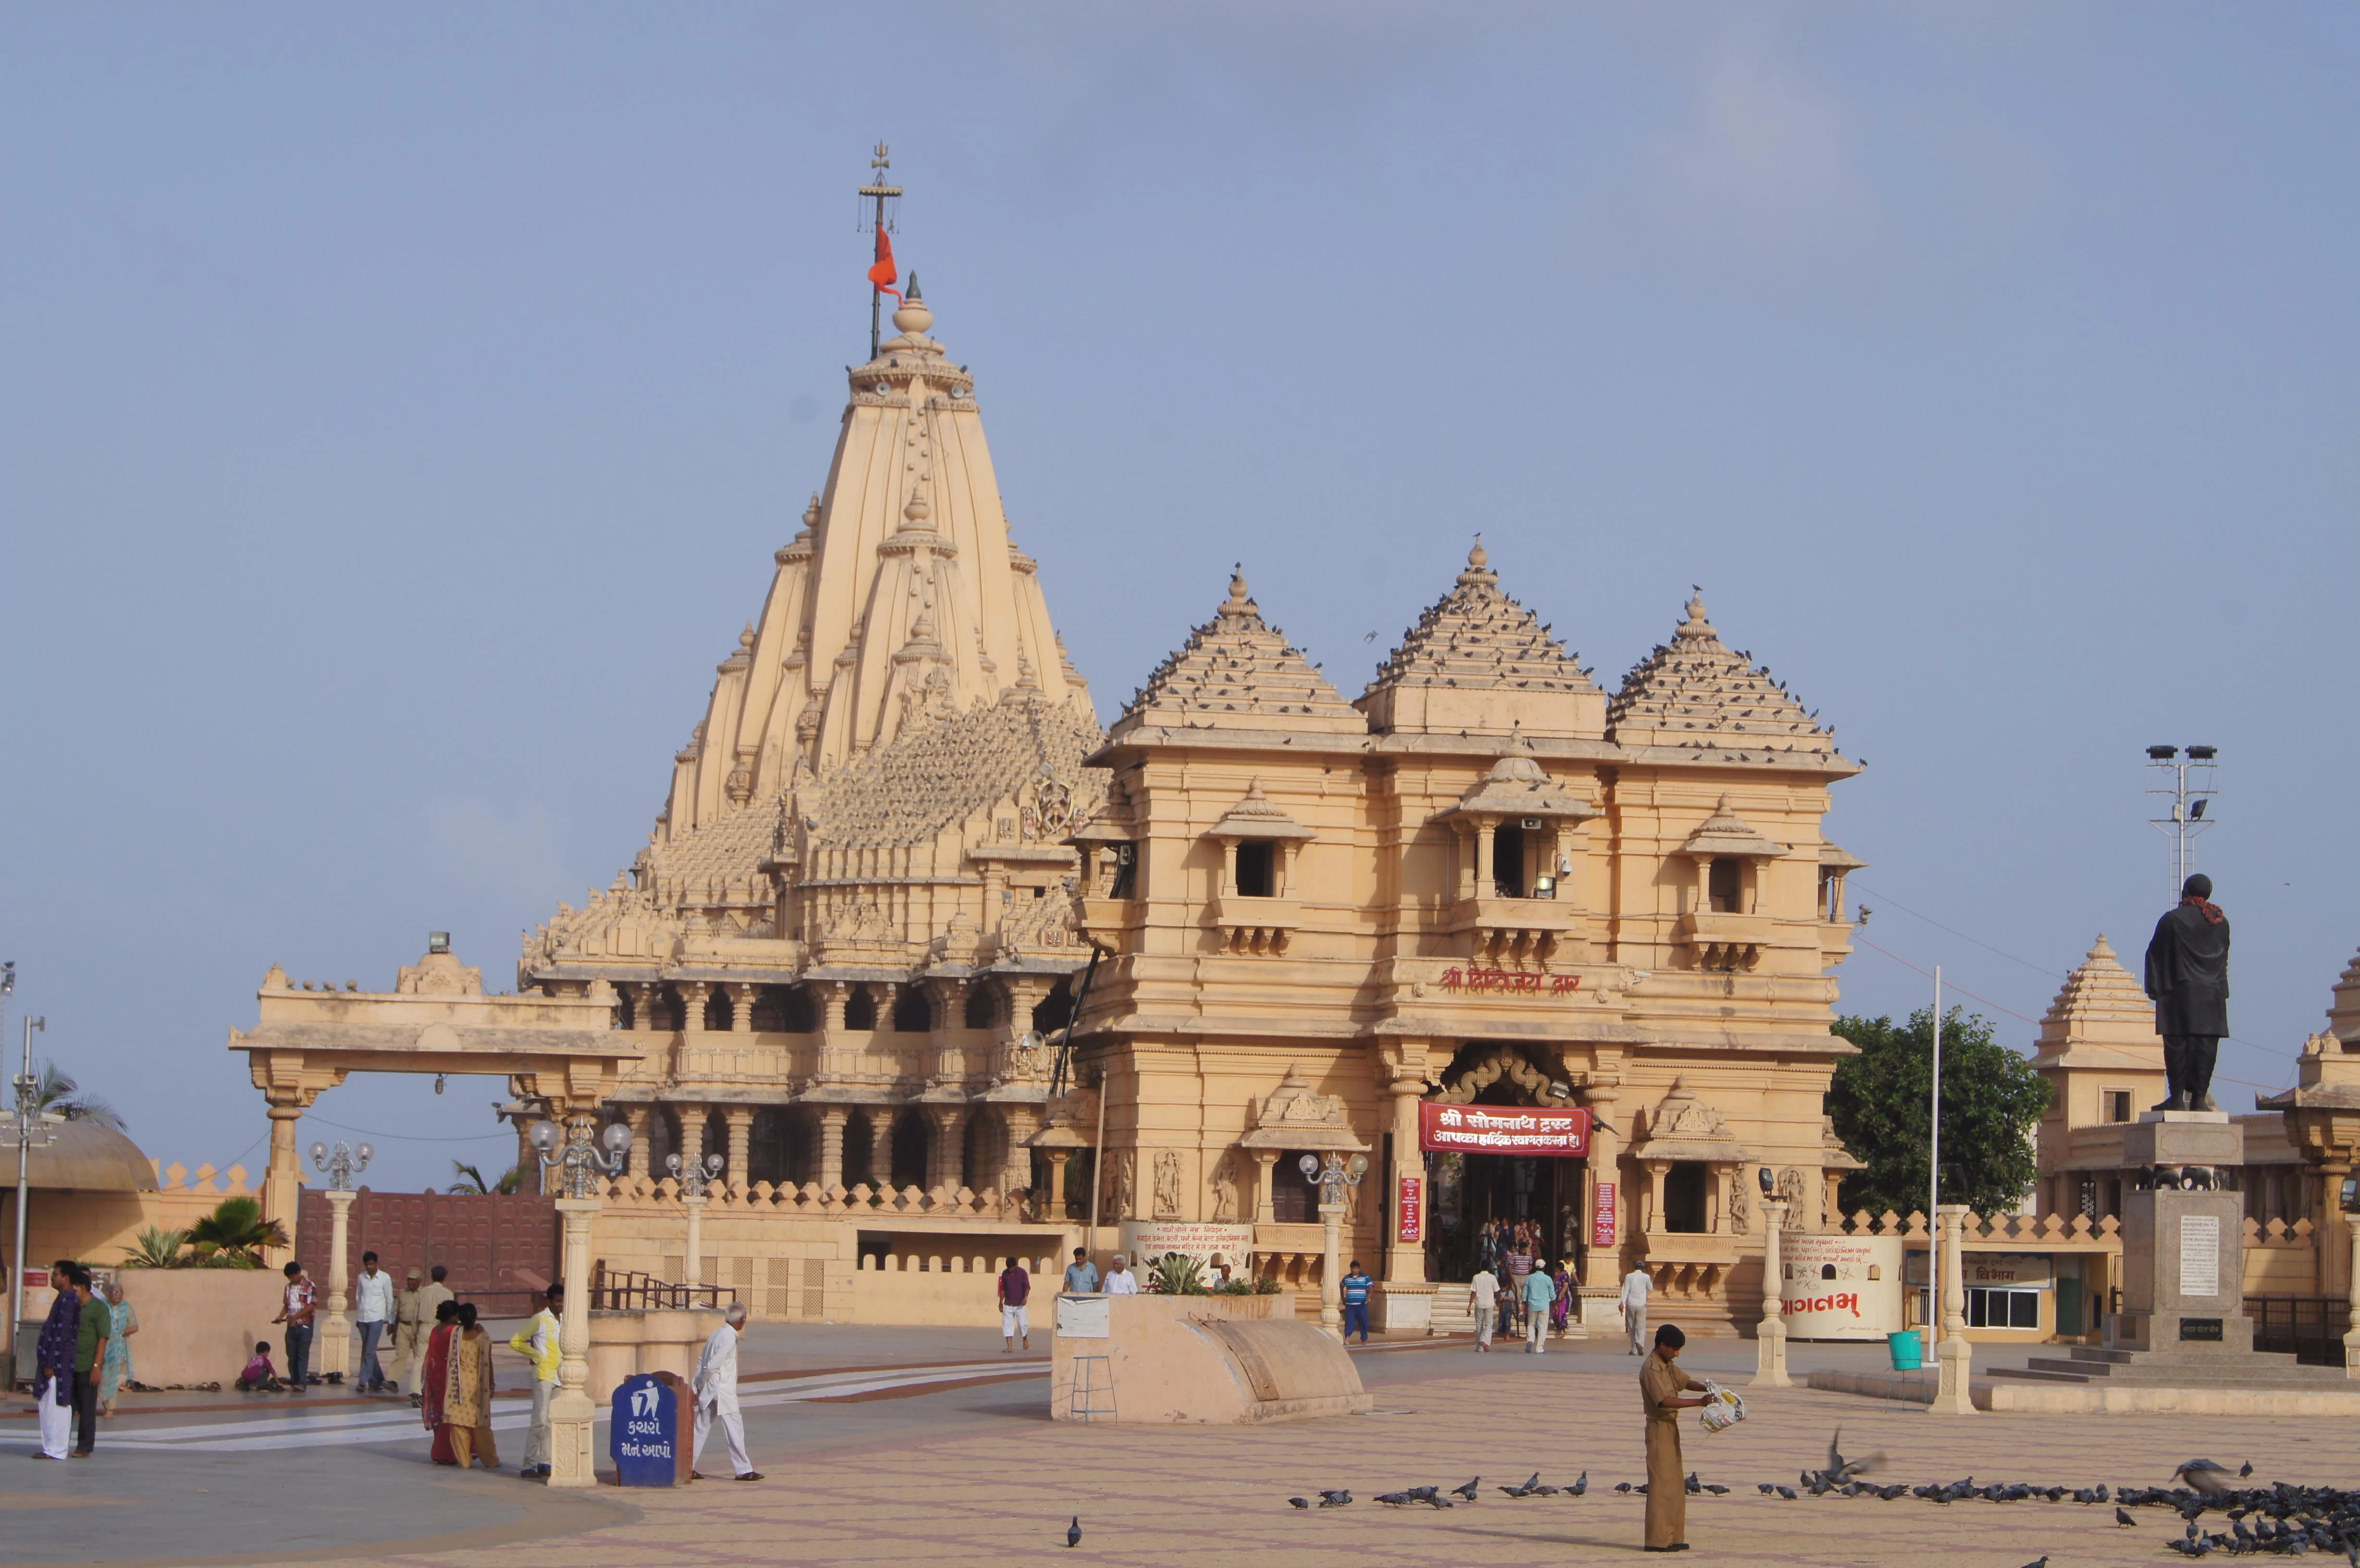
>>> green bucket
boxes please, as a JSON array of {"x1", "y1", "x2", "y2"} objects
[{"x1": 1887, "y1": 1330, "x2": 1923, "y2": 1371}]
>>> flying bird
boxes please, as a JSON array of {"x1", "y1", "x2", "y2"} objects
[
  {"x1": 2177, "y1": 1460, "x2": 2235, "y2": 1498},
  {"x1": 1814, "y1": 1427, "x2": 1888, "y2": 1486},
  {"x1": 1066, "y1": 1517, "x2": 1082, "y2": 1549}
]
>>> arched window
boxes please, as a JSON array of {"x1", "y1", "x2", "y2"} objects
[
  {"x1": 751, "y1": 984, "x2": 817, "y2": 1033},
  {"x1": 703, "y1": 988, "x2": 733, "y2": 1031},
  {"x1": 844, "y1": 986, "x2": 877, "y2": 1030},
  {"x1": 963, "y1": 982, "x2": 999, "y2": 1030},
  {"x1": 1663, "y1": 1163, "x2": 1709, "y2": 1233},
  {"x1": 892, "y1": 984, "x2": 933, "y2": 1033},
  {"x1": 890, "y1": 1110, "x2": 931, "y2": 1190},
  {"x1": 1492, "y1": 824, "x2": 1527, "y2": 898}
]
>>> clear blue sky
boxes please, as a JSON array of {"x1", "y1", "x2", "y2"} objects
[{"x1": 4, "y1": 5, "x2": 2354, "y2": 1194}]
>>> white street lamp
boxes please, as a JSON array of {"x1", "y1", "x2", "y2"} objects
[{"x1": 1303, "y1": 1152, "x2": 1368, "y2": 1341}]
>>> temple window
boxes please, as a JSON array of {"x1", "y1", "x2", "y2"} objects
[
  {"x1": 892, "y1": 985, "x2": 933, "y2": 1033},
  {"x1": 1271, "y1": 1150, "x2": 1318, "y2": 1223},
  {"x1": 844, "y1": 986, "x2": 878, "y2": 1030},
  {"x1": 889, "y1": 1110, "x2": 931, "y2": 1189},
  {"x1": 703, "y1": 988, "x2": 733, "y2": 1031},
  {"x1": 964, "y1": 982, "x2": 999, "y2": 1030},
  {"x1": 1235, "y1": 840, "x2": 1276, "y2": 898},
  {"x1": 1708, "y1": 858, "x2": 1742, "y2": 914},
  {"x1": 753, "y1": 984, "x2": 816, "y2": 1033},
  {"x1": 1492, "y1": 824, "x2": 1527, "y2": 898},
  {"x1": 1663, "y1": 1163, "x2": 1709, "y2": 1233},
  {"x1": 2102, "y1": 1089, "x2": 2132, "y2": 1124},
  {"x1": 1032, "y1": 976, "x2": 1074, "y2": 1034},
  {"x1": 1108, "y1": 842, "x2": 1137, "y2": 899}
]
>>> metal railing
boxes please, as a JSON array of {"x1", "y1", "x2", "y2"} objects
[
  {"x1": 2248, "y1": 1296, "x2": 2352, "y2": 1365},
  {"x1": 588, "y1": 1263, "x2": 736, "y2": 1312}
]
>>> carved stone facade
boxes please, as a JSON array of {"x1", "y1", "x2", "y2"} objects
[{"x1": 1069, "y1": 542, "x2": 1875, "y2": 1329}]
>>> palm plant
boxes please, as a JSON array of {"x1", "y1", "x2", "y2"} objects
[
  {"x1": 121, "y1": 1226, "x2": 192, "y2": 1269},
  {"x1": 185, "y1": 1196, "x2": 285, "y2": 1267},
  {"x1": 17, "y1": 1060, "x2": 124, "y2": 1131},
  {"x1": 449, "y1": 1161, "x2": 529, "y2": 1196}
]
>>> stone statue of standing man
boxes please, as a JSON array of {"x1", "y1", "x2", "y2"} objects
[{"x1": 2143, "y1": 873, "x2": 2231, "y2": 1112}]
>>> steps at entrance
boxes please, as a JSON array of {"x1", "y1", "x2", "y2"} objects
[
  {"x1": 1426, "y1": 1284, "x2": 1476, "y2": 1335},
  {"x1": 1989, "y1": 1344, "x2": 2348, "y2": 1389}
]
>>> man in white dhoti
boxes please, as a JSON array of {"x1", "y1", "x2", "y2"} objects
[{"x1": 690, "y1": 1302, "x2": 761, "y2": 1482}]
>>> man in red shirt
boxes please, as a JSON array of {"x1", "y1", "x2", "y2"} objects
[{"x1": 996, "y1": 1258, "x2": 1032, "y2": 1353}]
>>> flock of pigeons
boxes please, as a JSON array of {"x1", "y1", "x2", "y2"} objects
[{"x1": 1268, "y1": 1433, "x2": 2360, "y2": 1563}]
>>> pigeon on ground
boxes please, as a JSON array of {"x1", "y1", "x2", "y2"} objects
[
  {"x1": 2177, "y1": 1460, "x2": 2235, "y2": 1498},
  {"x1": 2241, "y1": 1462, "x2": 2255, "y2": 1479},
  {"x1": 1615, "y1": 1482, "x2": 1634, "y2": 1494},
  {"x1": 1288, "y1": 1497, "x2": 1309, "y2": 1509},
  {"x1": 1318, "y1": 1490, "x2": 1352, "y2": 1508},
  {"x1": 1424, "y1": 1495, "x2": 1455, "y2": 1510},
  {"x1": 1704, "y1": 1484, "x2": 1729, "y2": 1496},
  {"x1": 1686, "y1": 1472, "x2": 1702, "y2": 1494},
  {"x1": 2096, "y1": 1483, "x2": 2112, "y2": 1503},
  {"x1": 1636, "y1": 1485, "x2": 1650, "y2": 1494},
  {"x1": 2119, "y1": 1507, "x2": 2140, "y2": 1527},
  {"x1": 1570, "y1": 1472, "x2": 1587, "y2": 1496},
  {"x1": 1758, "y1": 1483, "x2": 1777, "y2": 1495},
  {"x1": 1879, "y1": 1485, "x2": 1909, "y2": 1501},
  {"x1": 1375, "y1": 1492, "x2": 1413, "y2": 1507},
  {"x1": 1450, "y1": 1477, "x2": 1480, "y2": 1502},
  {"x1": 1066, "y1": 1517, "x2": 1082, "y2": 1549},
  {"x1": 2018, "y1": 1558, "x2": 2049, "y2": 1568},
  {"x1": 1775, "y1": 1486, "x2": 1798, "y2": 1501}
]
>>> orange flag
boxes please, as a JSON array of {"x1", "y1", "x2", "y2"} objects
[{"x1": 868, "y1": 228, "x2": 901, "y2": 300}]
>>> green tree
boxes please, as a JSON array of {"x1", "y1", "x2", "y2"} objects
[
  {"x1": 448, "y1": 1161, "x2": 528, "y2": 1196},
  {"x1": 1826, "y1": 1006, "x2": 2048, "y2": 1219},
  {"x1": 185, "y1": 1196, "x2": 286, "y2": 1267},
  {"x1": 121, "y1": 1225, "x2": 192, "y2": 1268}
]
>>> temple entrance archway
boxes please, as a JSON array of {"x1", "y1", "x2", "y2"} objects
[{"x1": 1423, "y1": 1043, "x2": 1586, "y2": 1285}]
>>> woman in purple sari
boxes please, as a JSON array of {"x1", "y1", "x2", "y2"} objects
[{"x1": 34, "y1": 1260, "x2": 80, "y2": 1459}]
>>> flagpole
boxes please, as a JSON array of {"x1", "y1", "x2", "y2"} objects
[
  {"x1": 1927, "y1": 965, "x2": 1942, "y2": 1352},
  {"x1": 860, "y1": 143, "x2": 901, "y2": 360}
]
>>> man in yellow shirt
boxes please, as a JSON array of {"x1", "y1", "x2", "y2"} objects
[{"x1": 508, "y1": 1282, "x2": 562, "y2": 1480}]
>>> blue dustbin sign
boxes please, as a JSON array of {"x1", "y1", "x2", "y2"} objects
[{"x1": 611, "y1": 1372, "x2": 680, "y2": 1486}]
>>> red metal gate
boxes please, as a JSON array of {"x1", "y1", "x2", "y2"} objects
[{"x1": 297, "y1": 1189, "x2": 557, "y2": 1315}]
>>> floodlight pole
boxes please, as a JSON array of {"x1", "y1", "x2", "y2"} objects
[
  {"x1": 2146, "y1": 745, "x2": 2218, "y2": 901},
  {"x1": 9, "y1": 1005, "x2": 45, "y2": 1381}
]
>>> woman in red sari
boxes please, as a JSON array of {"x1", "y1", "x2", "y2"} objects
[{"x1": 419, "y1": 1299, "x2": 460, "y2": 1465}]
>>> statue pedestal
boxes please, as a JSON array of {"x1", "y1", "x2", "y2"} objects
[{"x1": 2107, "y1": 1115, "x2": 2250, "y2": 1360}]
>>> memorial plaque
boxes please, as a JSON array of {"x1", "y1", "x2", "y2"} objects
[
  {"x1": 2179, "y1": 1317, "x2": 2224, "y2": 1342},
  {"x1": 2177, "y1": 1214, "x2": 2221, "y2": 1299}
]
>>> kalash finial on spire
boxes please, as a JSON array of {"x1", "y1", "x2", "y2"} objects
[
  {"x1": 892, "y1": 271, "x2": 933, "y2": 339},
  {"x1": 1221, "y1": 565, "x2": 1254, "y2": 617},
  {"x1": 1457, "y1": 533, "x2": 1497, "y2": 588},
  {"x1": 1678, "y1": 587, "x2": 1713, "y2": 638}
]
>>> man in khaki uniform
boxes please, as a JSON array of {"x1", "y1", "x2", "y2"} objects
[
  {"x1": 1638, "y1": 1323, "x2": 1710, "y2": 1552},
  {"x1": 401, "y1": 1264, "x2": 454, "y2": 1402}
]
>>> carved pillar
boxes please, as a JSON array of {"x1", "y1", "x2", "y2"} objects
[
  {"x1": 625, "y1": 1105, "x2": 651, "y2": 1181},
  {"x1": 2345, "y1": 1214, "x2": 2360, "y2": 1379},
  {"x1": 317, "y1": 1188, "x2": 356, "y2": 1380},
  {"x1": 999, "y1": 1106, "x2": 1042, "y2": 1198},
  {"x1": 725, "y1": 1107, "x2": 753, "y2": 1197},
  {"x1": 1475, "y1": 821, "x2": 1497, "y2": 894},
  {"x1": 1384, "y1": 1079, "x2": 1426, "y2": 1286},
  {"x1": 1253, "y1": 1150, "x2": 1279, "y2": 1224},
  {"x1": 871, "y1": 1109, "x2": 898, "y2": 1192},
  {"x1": 1751, "y1": 1196, "x2": 1791, "y2": 1388},
  {"x1": 678, "y1": 981, "x2": 713, "y2": 1033},
  {"x1": 725, "y1": 982, "x2": 756, "y2": 1032},
  {"x1": 547, "y1": 1193, "x2": 600, "y2": 1488},
  {"x1": 262, "y1": 1097, "x2": 308, "y2": 1262},
  {"x1": 1642, "y1": 1160, "x2": 1670, "y2": 1238},
  {"x1": 820, "y1": 981, "x2": 849, "y2": 1031},
  {"x1": 1582, "y1": 1085, "x2": 1623, "y2": 1292},
  {"x1": 817, "y1": 1107, "x2": 848, "y2": 1192},
  {"x1": 1046, "y1": 1151, "x2": 1071, "y2": 1216},
  {"x1": 1930, "y1": 1204, "x2": 1975, "y2": 1415},
  {"x1": 927, "y1": 1106, "x2": 968, "y2": 1191},
  {"x1": 627, "y1": 982, "x2": 662, "y2": 1032},
  {"x1": 676, "y1": 1105, "x2": 707, "y2": 1181}
]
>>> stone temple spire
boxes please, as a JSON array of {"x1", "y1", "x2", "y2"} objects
[{"x1": 657, "y1": 284, "x2": 1092, "y2": 839}]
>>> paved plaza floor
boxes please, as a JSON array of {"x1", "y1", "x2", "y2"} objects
[{"x1": 6, "y1": 1325, "x2": 2355, "y2": 1566}]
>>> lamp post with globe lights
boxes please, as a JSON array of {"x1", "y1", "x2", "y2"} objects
[
  {"x1": 667, "y1": 1150, "x2": 726, "y2": 1291},
  {"x1": 307, "y1": 1138, "x2": 372, "y2": 1382},
  {"x1": 1300, "y1": 1151, "x2": 1369, "y2": 1341},
  {"x1": 528, "y1": 1115, "x2": 633, "y2": 1487}
]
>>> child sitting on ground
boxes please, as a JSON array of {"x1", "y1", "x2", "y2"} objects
[{"x1": 237, "y1": 1341, "x2": 284, "y2": 1393}]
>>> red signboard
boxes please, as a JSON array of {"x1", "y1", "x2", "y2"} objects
[
  {"x1": 1418, "y1": 1102, "x2": 1592, "y2": 1157},
  {"x1": 1396, "y1": 1176, "x2": 1424, "y2": 1244},
  {"x1": 21, "y1": 1268, "x2": 50, "y2": 1291},
  {"x1": 1591, "y1": 1182, "x2": 1618, "y2": 1248}
]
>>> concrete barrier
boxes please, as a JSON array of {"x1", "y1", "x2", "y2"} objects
[
  {"x1": 587, "y1": 1308, "x2": 724, "y2": 1406},
  {"x1": 1049, "y1": 1293, "x2": 1370, "y2": 1424}
]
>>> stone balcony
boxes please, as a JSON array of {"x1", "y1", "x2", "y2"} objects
[
  {"x1": 1207, "y1": 893, "x2": 1302, "y2": 956},
  {"x1": 1440, "y1": 895, "x2": 1592, "y2": 968},
  {"x1": 1674, "y1": 909, "x2": 1776, "y2": 970}
]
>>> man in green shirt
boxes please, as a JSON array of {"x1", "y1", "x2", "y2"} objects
[{"x1": 69, "y1": 1264, "x2": 111, "y2": 1457}]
